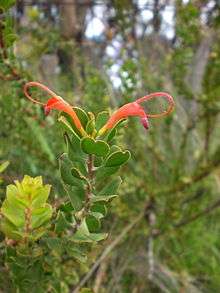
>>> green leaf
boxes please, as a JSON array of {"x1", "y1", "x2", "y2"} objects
[
  {"x1": 98, "y1": 177, "x2": 122, "y2": 196},
  {"x1": 55, "y1": 211, "x2": 72, "y2": 233},
  {"x1": 71, "y1": 167, "x2": 88, "y2": 182},
  {"x1": 105, "y1": 150, "x2": 131, "y2": 167},
  {"x1": 103, "y1": 119, "x2": 126, "y2": 142},
  {"x1": 106, "y1": 128, "x2": 117, "y2": 142},
  {"x1": 109, "y1": 145, "x2": 121, "y2": 153},
  {"x1": 61, "y1": 112, "x2": 83, "y2": 137},
  {"x1": 96, "y1": 166, "x2": 119, "y2": 181},
  {"x1": 86, "y1": 215, "x2": 101, "y2": 233},
  {"x1": 66, "y1": 185, "x2": 85, "y2": 211},
  {"x1": 1, "y1": 197, "x2": 25, "y2": 227},
  {"x1": 81, "y1": 137, "x2": 110, "y2": 157},
  {"x1": 31, "y1": 185, "x2": 51, "y2": 208},
  {"x1": 89, "y1": 211, "x2": 104, "y2": 220},
  {"x1": 63, "y1": 134, "x2": 87, "y2": 175},
  {"x1": 73, "y1": 107, "x2": 89, "y2": 129},
  {"x1": 0, "y1": 161, "x2": 9, "y2": 173},
  {"x1": 65, "y1": 246, "x2": 87, "y2": 263},
  {"x1": 31, "y1": 205, "x2": 53, "y2": 229},
  {"x1": 44, "y1": 237, "x2": 63, "y2": 254},
  {"x1": 86, "y1": 112, "x2": 96, "y2": 135},
  {"x1": 89, "y1": 233, "x2": 108, "y2": 242},
  {"x1": 59, "y1": 153, "x2": 83, "y2": 187},
  {"x1": 59, "y1": 202, "x2": 74, "y2": 213},
  {"x1": 91, "y1": 203, "x2": 107, "y2": 217},
  {"x1": 91, "y1": 194, "x2": 117, "y2": 203},
  {"x1": 95, "y1": 111, "x2": 109, "y2": 131},
  {"x1": 73, "y1": 231, "x2": 107, "y2": 243},
  {"x1": 59, "y1": 116, "x2": 80, "y2": 142},
  {"x1": 94, "y1": 156, "x2": 103, "y2": 167},
  {"x1": 72, "y1": 220, "x2": 107, "y2": 243},
  {"x1": 0, "y1": 218, "x2": 21, "y2": 240}
]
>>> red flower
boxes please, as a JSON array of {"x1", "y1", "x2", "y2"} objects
[
  {"x1": 23, "y1": 82, "x2": 86, "y2": 136},
  {"x1": 98, "y1": 92, "x2": 174, "y2": 135}
]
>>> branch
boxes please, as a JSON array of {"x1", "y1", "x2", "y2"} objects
[
  {"x1": 174, "y1": 197, "x2": 220, "y2": 228},
  {"x1": 155, "y1": 148, "x2": 220, "y2": 196}
]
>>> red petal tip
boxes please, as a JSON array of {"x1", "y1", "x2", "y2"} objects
[
  {"x1": 141, "y1": 117, "x2": 149, "y2": 130},
  {"x1": 44, "y1": 106, "x2": 50, "y2": 116}
]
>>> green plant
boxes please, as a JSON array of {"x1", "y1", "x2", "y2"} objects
[{"x1": 0, "y1": 81, "x2": 174, "y2": 291}]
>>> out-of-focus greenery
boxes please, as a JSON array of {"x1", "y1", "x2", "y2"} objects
[{"x1": 0, "y1": 0, "x2": 220, "y2": 292}]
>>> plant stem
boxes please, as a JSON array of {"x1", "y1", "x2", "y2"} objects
[{"x1": 73, "y1": 154, "x2": 94, "y2": 233}]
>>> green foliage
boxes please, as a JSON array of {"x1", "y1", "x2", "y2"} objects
[
  {"x1": 0, "y1": 175, "x2": 52, "y2": 241},
  {"x1": 0, "y1": 0, "x2": 15, "y2": 10},
  {"x1": 0, "y1": 1, "x2": 220, "y2": 292}
]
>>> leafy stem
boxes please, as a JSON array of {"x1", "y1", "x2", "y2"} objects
[{"x1": 73, "y1": 154, "x2": 94, "y2": 233}]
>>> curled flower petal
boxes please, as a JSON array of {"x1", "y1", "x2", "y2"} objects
[
  {"x1": 136, "y1": 92, "x2": 174, "y2": 118},
  {"x1": 98, "y1": 92, "x2": 174, "y2": 135},
  {"x1": 23, "y1": 82, "x2": 86, "y2": 136}
]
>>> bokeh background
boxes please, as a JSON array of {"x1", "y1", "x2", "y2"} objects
[{"x1": 0, "y1": 0, "x2": 220, "y2": 292}]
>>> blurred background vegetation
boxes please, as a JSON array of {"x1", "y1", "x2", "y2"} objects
[{"x1": 0, "y1": 0, "x2": 220, "y2": 292}]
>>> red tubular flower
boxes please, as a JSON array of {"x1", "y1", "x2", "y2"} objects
[
  {"x1": 98, "y1": 92, "x2": 174, "y2": 135},
  {"x1": 23, "y1": 82, "x2": 86, "y2": 136}
]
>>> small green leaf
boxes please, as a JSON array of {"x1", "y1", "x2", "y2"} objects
[
  {"x1": 59, "y1": 153, "x2": 83, "y2": 187},
  {"x1": 103, "y1": 119, "x2": 126, "y2": 142},
  {"x1": 94, "y1": 156, "x2": 103, "y2": 167},
  {"x1": 0, "y1": 218, "x2": 21, "y2": 240},
  {"x1": 86, "y1": 112, "x2": 96, "y2": 135},
  {"x1": 96, "y1": 166, "x2": 119, "y2": 181},
  {"x1": 105, "y1": 150, "x2": 131, "y2": 167},
  {"x1": 85, "y1": 121, "x2": 95, "y2": 136},
  {"x1": 44, "y1": 237, "x2": 63, "y2": 254},
  {"x1": 59, "y1": 202, "x2": 74, "y2": 213},
  {"x1": 81, "y1": 137, "x2": 110, "y2": 157},
  {"x1": 65, "y1": 246, "x2": 87, "y2": 263},
  {"x1": 1, "y1": 197, "x2": 25, "y2": 227},
  {"x1": 86, "y1": 215, "x2": 101, "y2": 232},
  {"x1": 89, "y1": 211, "x2": 104, "y2": 220},
  {"x1": 61, "y1": 112, "x2": 83, "y2": 137},
  {"x1": 91, "y1": 194, "x2": 117, "y2": 203},
  {"x1": 31, "y1": 205, "x2": 53, "y2": 229},
  {"x1": 59, "y1": 115, "x2": 80, "y2": 140},
  {"x1": 66, "y1": 185, "x2": 85, "y2": 211},
  {"x1": 73, "y1": 107, "x2": 89, "y2": 129},
  {"x1": 91, "y1": 203, "x2": 107, "y2": 217},
  {"x1": 106, "y1": 128, "x2": 117, "y2": 142},
  {"x1": 98, "y1": 177, "x2": 122, "y2": 196},
  {"x1": 0, "y1": 161, "x2": 9, "y2": 173},
  {"x1": 72, "y1": 220, "x2": 107, "y2": 243},
  {"x1": 95, "y1": 111, "x2": 109, "y2": 131},
  {"x1": 55, "y1": 211, "x2": 72, "y2": 233},
  {"x1": 71, "y1": 167, "x2": 88, "y2": 182}
]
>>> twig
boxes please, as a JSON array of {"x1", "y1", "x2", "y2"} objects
[
  {"x1": 93, "y1": 260, "x2": 108, "y2": 293},
  {"x1": 174, "y1": 197, "x2": 220, "y2": 228},
  {"x1": 146, "y1": 205, "x2": 156, "y2": 281},
  {"x1": 155, "y1": 151, "x2": 220, "y2": 196}
]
